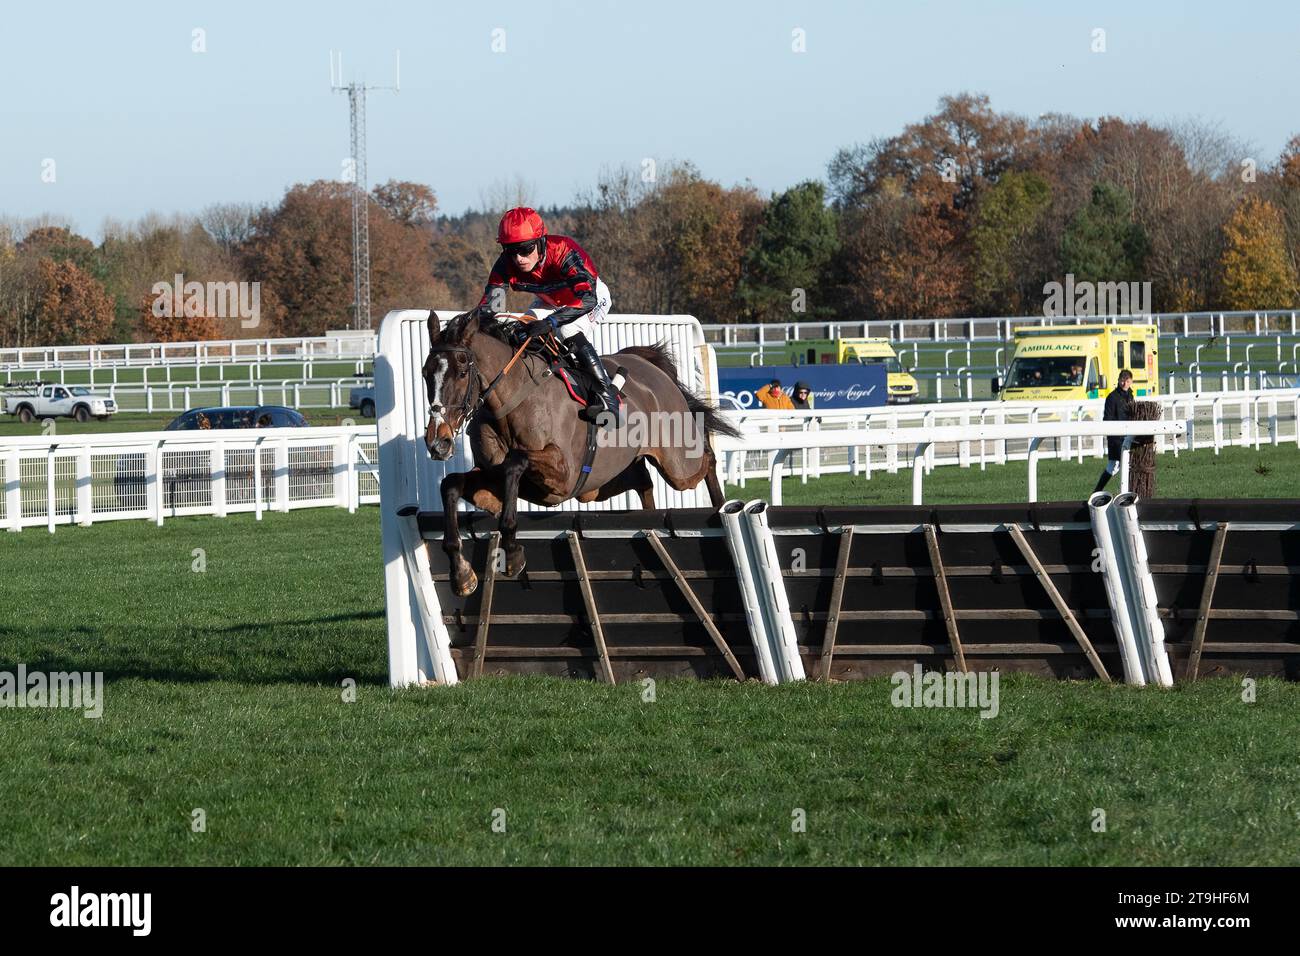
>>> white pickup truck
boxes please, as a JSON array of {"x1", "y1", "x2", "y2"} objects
[{"x1": 3, "y1": 382, "x2": 118, "y2": 423}]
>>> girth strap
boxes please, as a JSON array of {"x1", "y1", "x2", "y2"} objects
[{"x1": 570, "y1": 417, "x2": 600, "y2": 500}]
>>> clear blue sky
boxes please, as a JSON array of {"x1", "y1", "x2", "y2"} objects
[{"x1": 3, "y1": 0, "x2": 1297, "y2": 239}]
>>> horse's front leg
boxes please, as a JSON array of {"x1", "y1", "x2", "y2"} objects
[
  {"x1": 440, "y1": 471, "x2": 478, "y2": 597},
  {"x1": 498, "y1": 449, "x2": 531, "y2": 578},
  {"x1": 440, "y1": 467, "x2": 507, "y2": 597}
]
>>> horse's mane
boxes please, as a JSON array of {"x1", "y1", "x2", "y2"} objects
[{"x1": 438, "y1": 310, "x2": 515, "y2": 347}]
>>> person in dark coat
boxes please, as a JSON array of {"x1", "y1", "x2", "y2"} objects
[{"x1": 1093, "y1": 369, "x2": 1135, "y2": 493}]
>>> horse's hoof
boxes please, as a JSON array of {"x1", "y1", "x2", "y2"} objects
[
  {"x1": 453, "y1": 569, "x2": 479, "y2": 597},
  {"x1": 504, "y1": 547, "x2": 527, "y2": 578}
]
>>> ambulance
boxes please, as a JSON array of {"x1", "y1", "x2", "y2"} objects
[
  {"x1": 994, "y1": 324, "x2": 1159, "y2": 402},
  {"x1": 837, "y1": 337, "x2": 919, "y2": 404}
]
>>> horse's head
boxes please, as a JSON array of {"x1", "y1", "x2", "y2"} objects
[{"x1": 422, "y1": 312, "x2": 482, "y2": 461}]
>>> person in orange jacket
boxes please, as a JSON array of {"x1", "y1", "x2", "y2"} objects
[{"x1": 755, "y1": 379, "x2": 795, "y2": 410}]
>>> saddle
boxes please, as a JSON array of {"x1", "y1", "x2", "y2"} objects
[
  {"x1": 507, "y1": 320, "x2": 628, "y2": 499},
  {"x1": 513, "y1": 325, "x2": 623, "y2": 410}
]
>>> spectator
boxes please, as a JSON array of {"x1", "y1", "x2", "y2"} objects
[
  {"x1": 1093, "y1": 369, "x2": 1135, "y2": 494},
  {"x1": 771, "y1": 380, "x2": 817, "y2": 474},
  {"x1": 755, "y1": 379, "x2": 794, "y2": 410}
]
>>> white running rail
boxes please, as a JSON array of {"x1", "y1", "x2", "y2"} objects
[
  {"x1": 0, "y1": 425, "x2": 379, "y2": 532},
  {"x1": 722, "y1": 388, "x2": 1300, "y2": 492},
  {"x1": 714, "y1": 419, "x2": 1187, "y2": 505}
]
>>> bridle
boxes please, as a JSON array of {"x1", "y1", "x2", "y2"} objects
[
  {"x1": 425, "y1": 344, "x2": 485, "y2": 441},
  {"x1": 425, "y1": 332, "x2": 536, "y2": 441}
]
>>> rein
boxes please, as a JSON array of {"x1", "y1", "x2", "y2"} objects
[{"x1": 427, "y1": 330, "x2": 552, "y2": 438}]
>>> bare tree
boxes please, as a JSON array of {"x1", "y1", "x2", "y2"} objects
[
  {"x1": 1169, "y1": 117, "x2": 1251, "y2": 181},
  {"x1": 477, "y1": 176, "x2": 538, "y2": 215},
  {"x1": 200, "y1": 202, "x2": 259, "y2": 256}
]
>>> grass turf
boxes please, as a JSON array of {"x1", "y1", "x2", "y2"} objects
[{"x1": 0, "y1": 447, "x2": 1297, "y2": 865}]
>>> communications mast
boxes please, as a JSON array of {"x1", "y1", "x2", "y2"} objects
[{"x1": 330, "y1": 50, "x2": 399, "y2": 330}]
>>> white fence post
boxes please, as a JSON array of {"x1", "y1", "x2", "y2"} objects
[
  {"x1": 275, "y1": 438, "x2": 290, "y2": 512},
  {"x1": 46, "y1": 446, "x2": 57, "y2": 533},
  {"x1": 253, "y1": 437, "x2": 264, "y2": 521},
  {"x1": 213, "y1": 439, "x2": 227, "y2": 518},
  {"x1": 153, "y1": 440, "x2": 165, "y2": 527},
  {"x1": 76, "y1": 446, "x2": 92, "y2": 526},
  {"x1": 4, "y1": 450, "x2": 20, "y2": 532},
  {"x1": 911, "y1": 442, "x2": 930, "y2": 505},
  {"x1": 346, "y1": 433, "x2": 358, "y2": 513},
  {"x1": 1027, "y1": 437, "x2": 1043, "y2": 502}
]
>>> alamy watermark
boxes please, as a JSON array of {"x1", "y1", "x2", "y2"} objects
[
  {"x1": 1042, "y1": 273, "x2": 1151, "y2": 319},
  {"x1": 50, "y1": 886, "x2": 150, "y2": 936},
  {"x1": 594, "y1": 410, "x2": 707, "y2": 458},
  {"x1": 0, "y1": 664, "x2": 103, "y2": 718},
  {"x1": 890, "y1": 664, "x2": 999, "y2": 718},
  {"x1": 150, "y1": 273, "x2": 261, "y2": 328}
]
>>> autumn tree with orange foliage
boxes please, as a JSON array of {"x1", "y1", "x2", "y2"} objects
[
  {"x1": 240, "y1": 180, "x2": 448, "y2": 335},
  {"x1": 372, "y1": 181, "x2": 438, "y2": 227},
  {"x1": 17, "y1": 226, "x2": 99, "y2": 274},
  {"x1": 649, "y1": 170, "x2": 763, "y2": 321},
  {"x1": 1272, "y1": 134, "x2": 1300, "y2": 285},
  {"x1": 138, "y1": 290, "x2": 223, "y2": 342},
  {"x1": 31, "y1": 258, "x2": 115, "y2": 345},
  {"x1": 1219, "y1": 197, "x2": 1298, "y2": 310},
  {"x1": 828, "y1": 94, "x2": 1034, "y2": 319},
  {"x1": 572, "y1": 162, "x2": 761, "y2": 322}
]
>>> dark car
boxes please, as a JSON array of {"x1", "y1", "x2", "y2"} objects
[
  {"x1": 115, "y1": 406, "x2": 319, "y2": 510},
  {"x1": 164, "y1": 405, "x2": 309, "y2": 431}
]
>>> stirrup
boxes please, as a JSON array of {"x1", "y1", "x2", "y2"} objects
[{"x1": 581, "y1": 393, "x2": 622, "y2": 427}]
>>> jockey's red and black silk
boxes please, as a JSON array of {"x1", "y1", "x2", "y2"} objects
[{"x1": 478, "y1": 235, "x2": 601, "y2": 326}]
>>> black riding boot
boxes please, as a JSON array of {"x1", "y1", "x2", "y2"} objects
[{"x1": 568, "y1": 333, "x2": 621, "y2": 425}]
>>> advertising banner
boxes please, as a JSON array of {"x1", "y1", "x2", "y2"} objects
[{"x1": 718, "y1": 364, "x2": 888, "y2": 409}]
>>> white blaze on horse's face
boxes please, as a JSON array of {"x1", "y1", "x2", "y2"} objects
[
  {"x1": 425, "y1": 354, "x2": 454, "y2": 460},
  {"x1": 430, "y1": 355, "x2": 448, "y2": 427}
]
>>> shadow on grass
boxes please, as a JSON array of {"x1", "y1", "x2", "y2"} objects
[{"x1": 0, "y1": 608, "x2": 390, "y2": 686}]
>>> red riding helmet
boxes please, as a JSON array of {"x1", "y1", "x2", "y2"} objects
[{"x1": 497, "y1": 207, "x2": 547, "y2": 245}]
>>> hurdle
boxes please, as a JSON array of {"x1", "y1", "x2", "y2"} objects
[
  {"x1": 375, "y1": 310, "x2": 1300, "y2": 688},
  {"x1": 376, "y1": 308, "x2": 721, "y2": 686}
]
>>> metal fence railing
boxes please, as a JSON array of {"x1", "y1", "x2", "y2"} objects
[
  {"x1": 1, "y1": 426, "x2": 379, "y2": 532},
  {"x1": 721, "y1": 388, "x2": 1300, "y2": 492},
  {"x1": 702, "y1": 310, "x2": 1300, "y2": 348},
  {"x1": 6, "y1": 309, "x2": 1300, "y2": 374},
  {"x1": 0, "y1": 334, "x2": 376, "y2": 371},
  {"x1": 90, "y1": 378, "x2": 372, "y2": 414}
]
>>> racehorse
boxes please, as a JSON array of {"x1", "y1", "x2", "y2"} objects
[{"x1": 423, "y1": 310, "x2": 742, "y2": 597}]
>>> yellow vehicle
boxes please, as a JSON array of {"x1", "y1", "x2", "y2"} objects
[
  {"x1": 838, "y1": 337, "x2": 919, "y2": 404},
  {"x1": 995, "y1": 324, "x2": 1159, "y2": 402}
]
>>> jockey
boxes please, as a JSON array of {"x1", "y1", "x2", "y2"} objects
[{"x1": 477, "y1": 207, "x2": 619, "y2": 424}]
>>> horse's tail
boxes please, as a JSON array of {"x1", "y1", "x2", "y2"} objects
[
  {"x1": 618, "y1": 340, "x2": 743, "y2": 440},
  {"x1": 680, "y1": 381, "x2": 744, "y2": 440}
]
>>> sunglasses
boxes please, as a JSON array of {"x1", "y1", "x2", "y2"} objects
[{"x1": 505, "y1": 240, "x2": 539, "y2": 258}]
